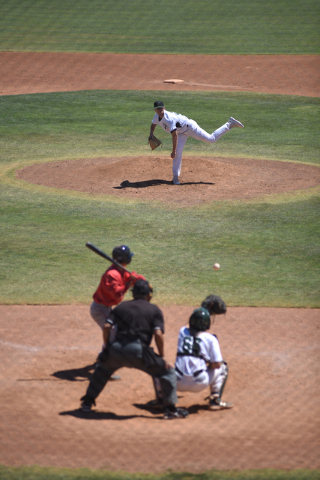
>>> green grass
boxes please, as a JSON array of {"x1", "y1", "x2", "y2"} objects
[
  {"x1": 1, "y1": 90, "x2": 319, "y2": 165},
  {"x1": 0, "y1": 465, "x2": 319, "y2": 480},
  {"x1": 1, "y1": 184, "x2": 319, "y2": 307},
  {"x1": 0, "y1": 90, "x2": 319, "y2": 307},
  {"x1": 0, "y1": 0, "x2": 319, "y2": 54}
]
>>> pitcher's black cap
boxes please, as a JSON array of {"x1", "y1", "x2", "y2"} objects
[{"x1": 154, "y1": 100, "x2": 164, "y2": 109}]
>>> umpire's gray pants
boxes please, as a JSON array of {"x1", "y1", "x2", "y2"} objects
[{"x1": 85, "y1": 340, "x2": 178, "y2": 407}]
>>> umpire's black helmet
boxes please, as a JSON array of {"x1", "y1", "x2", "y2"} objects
[
  {"x1": 112, "y1": 245, "x2": 133, "y2": 264},
  {"x1": 189, "y1": 307, "x2": 211, "y2": 332},
  {"x1": 132, "y1": 279, "x2": 153, "y2": 297}
]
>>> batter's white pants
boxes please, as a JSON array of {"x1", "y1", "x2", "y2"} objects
[
  {"x1": 172, "y1": 120, "x2": 231, "y2": 177},
  {"x1": 176, "y1": 362, "x2": 227, "y2": 396}
]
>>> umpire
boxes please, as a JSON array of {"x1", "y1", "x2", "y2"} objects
[{"x1": 81, "y1": 279, "x2": 188, "y2": 420}]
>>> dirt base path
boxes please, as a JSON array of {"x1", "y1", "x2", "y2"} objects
[
  {"x1": 0, "y1": 305, "x2": 319, "y2": 473},
  {"x1": 1, "y1": 53, "x2": 319, "y2": 97}
]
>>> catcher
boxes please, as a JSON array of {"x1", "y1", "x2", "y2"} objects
[
  {"x1": 149, "y1": 294, "x2": 232, "y2": 411},
  {"x1": 149, "y1": 100, "x2": 244, "y2": 185}
]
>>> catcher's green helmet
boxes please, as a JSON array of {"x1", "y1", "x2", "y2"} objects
[{"x1": 189, "y1": 307, "x2": 211, "y2": 332}]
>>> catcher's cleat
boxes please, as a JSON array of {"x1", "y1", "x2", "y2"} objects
[
  {"x1": 81, "y1": 401, "x2": 93, "y2": 413},
  {"x1": 163, "y1": 406, "x2": 189, "y2": 420},
  {"x1": 172, "y1": 176, "x2": 180, "y2": 185},
  {"x1": 227, "y1": 117, "x2": 244, "y2": 129},
  {"x1": 209, "y1": 398, "x2": 233, "y2": 411},
  {"x1": 146, "y1": 398, "x2": 164, "y2": 410}
]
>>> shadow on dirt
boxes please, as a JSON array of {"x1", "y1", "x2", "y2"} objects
[
  {"x1": 59, "y1": 409, "x2": 162, "y2": 420},
  {"x1": 134, "y1": 402, "x2": 208, "y2": 416},
  {"x1": 52, "y1": 364, "x2": 95, "y2": 382},
  {"x1": 114, "y1": 179, "x2": 172, "y2": 189},
  {"x1": 114, "y1": 179, "x2": 215, "y2": 189},
  {"x1": 52, "y1": 364, "x2": 121, "y2": 382}
]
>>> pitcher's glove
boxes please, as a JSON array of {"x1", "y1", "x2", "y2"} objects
[
  {"x1": 201, "y1": 294, "x2": 227, "y2": 315},
  {"x1": 148, "y1": 134, "x2": 162, "y2": 151}
]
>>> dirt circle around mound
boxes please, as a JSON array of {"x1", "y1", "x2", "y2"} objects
[{"x1": 16, "y1": 156, "x2": 320, "y2": 206}]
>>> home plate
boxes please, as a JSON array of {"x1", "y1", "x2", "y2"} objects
[{"x1": 164, "y1": 79, "x2": 184, "y2": 84}]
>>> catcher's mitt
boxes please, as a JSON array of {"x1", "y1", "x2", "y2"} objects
[
  {"x1": 201, "y1": 294, "x2": 227, "y2": 315},
  {"x1": 148, "y1": 134, "x2": 162, "y2": 151}
]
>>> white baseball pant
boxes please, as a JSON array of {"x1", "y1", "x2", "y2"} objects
[
  {"x1": 172, "y1": 120, "x2": 231, "y2": 177},
  {"x1": 176, "y1": 362, "x2": 228, "y2": 396}
]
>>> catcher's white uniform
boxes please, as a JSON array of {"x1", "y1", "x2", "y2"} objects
[
  {"x1": 152, "y1": 110, "x2": 232, "y2": 177},
  {"x1": 175, "y1": 326, "x2": 227, "y2": 395}
]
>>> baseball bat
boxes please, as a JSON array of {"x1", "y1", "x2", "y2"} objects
[{"x1": 85, "y1": 242, "x2": 133, "y2": 276}]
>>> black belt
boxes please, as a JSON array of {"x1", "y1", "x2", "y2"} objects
[{"x1": 175, "y1": 366, "x2": 205, "y2": 378}]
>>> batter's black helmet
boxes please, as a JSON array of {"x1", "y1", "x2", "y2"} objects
[
  {"x1": 112, "y1": 245, "x2": 133, "y2": 264},
  {"x1": 189, "y1": 307, "x2": 211, "y2": 332}
]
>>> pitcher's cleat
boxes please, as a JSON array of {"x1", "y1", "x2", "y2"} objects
[
  {"x1": 227, "y1": 117, "x2": 244, "y2": 129},
  {"x1": 172, "y1": 176, "x2": 180, "y2": 185}
]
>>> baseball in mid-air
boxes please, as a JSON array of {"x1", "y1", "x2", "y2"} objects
[{"x1": 213, "y1": 263, "x2": 220, "y2": 270}]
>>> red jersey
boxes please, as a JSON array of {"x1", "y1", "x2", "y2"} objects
[{"x1": 93, "y1": 265, "x2": 145, "y2": 307}]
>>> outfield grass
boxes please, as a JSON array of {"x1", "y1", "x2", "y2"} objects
[
  {"x1": 0, "y1": 90, "x2": 319, "y2": 307},
  {"x1": 0, "y1": 465, "x2": 319, "y2": 480},
  {"x1": 0, "y1": 0, "x2": 319, "y2": 54}
]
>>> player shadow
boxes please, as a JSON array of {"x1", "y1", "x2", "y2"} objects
[
  {"x1": 133, "y1": 403, "x2": 164, "y2": 415},
  {"x1": 52, "y1": 363, "x2": 96, "y2": 382},
  {"x1": 52, "y1": 363, "x2": 121, "y2": 383},
  {"x1": 180, "y1": 181, "x2": 215, "y2": 186},
  {"x1": 187, "y1": 403, "x2": 210, "y2": 414},
  {"x1": 134, "y1": 402, "x2": 208, "y2": 416},
  {"x1": 114, "y1": 179, "x2": 172, "y2": 189},
  {"x1": 59, "y1": 409, "x2": 162, "y2": 421},
  {"x1": 114, "y1": 179, "x2": 215, "y2": 189}
]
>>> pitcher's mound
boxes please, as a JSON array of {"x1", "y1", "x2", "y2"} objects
[{"x1": 16, "y1": 156, "x2": 320, "y2": 207}]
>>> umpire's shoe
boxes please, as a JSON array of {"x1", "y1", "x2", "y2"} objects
[
  {"x1": 146, "y1": 398, "x2": 164, "y2": 410},
  {"x1": 209, "y1": 397, "x2": 233, "y2": 411},
  {"x1": 163, "y1": 406, "x2": 189, "y2": 419},
  {"x1": 81, "y1": 396, "x2": 95, "y2": 413}
]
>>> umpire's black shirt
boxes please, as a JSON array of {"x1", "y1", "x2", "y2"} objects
[{"x1": 108, "y1": 298, "x2": 164, "y2": 347}]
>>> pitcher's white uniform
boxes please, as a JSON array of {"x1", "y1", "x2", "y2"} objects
[
  {"x1": 175, "y1": 326, "x2": 227, "y2": 395},
  {"x1": 152, "y1": 110, "x2": 232, "y2": 178}
]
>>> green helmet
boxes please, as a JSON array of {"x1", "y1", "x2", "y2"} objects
[{"x1": 189, "y1": 307, "x2": 211, "y2": 332}]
